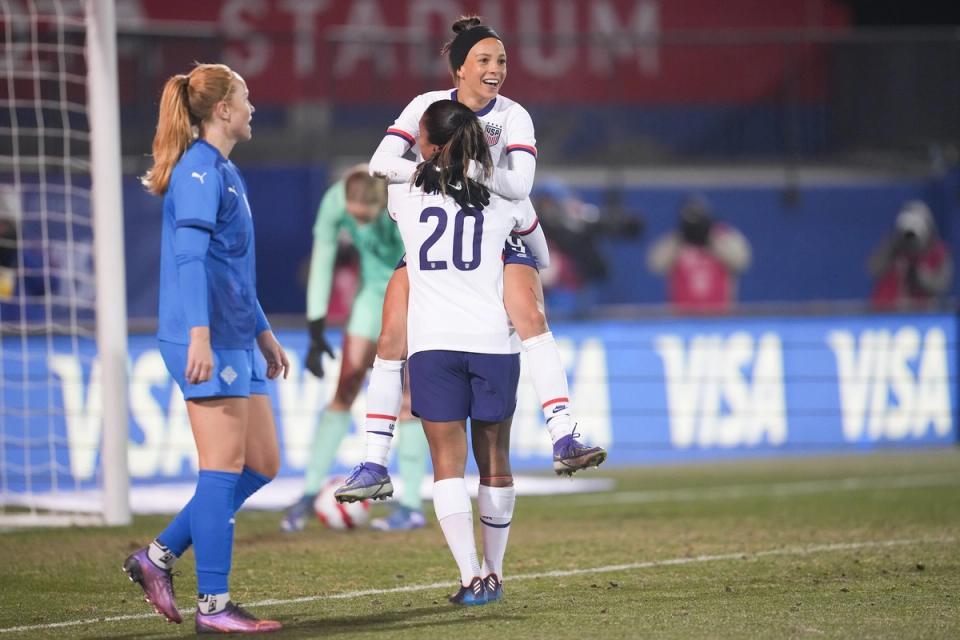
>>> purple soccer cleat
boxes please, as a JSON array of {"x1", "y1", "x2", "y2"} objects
[
  {"x1": 334, "y1": 462, "x2": 394, "y2": 503},
  {"x1": 195, "y1": 602, "x2": 282, "y2": 634},
  {"x1": 553, "y1": 428, "x2": 607, "y2": 476},
  {"x1": 122, "y1": 547, "x2": 182, "y2": 624}
]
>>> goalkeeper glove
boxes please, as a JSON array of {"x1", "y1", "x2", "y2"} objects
[{"x1": 305, "y1": 317, "x2": 335, "y2": 378}]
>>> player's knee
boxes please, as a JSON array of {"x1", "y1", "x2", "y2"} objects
[
  {"x1": 207, "y1": 450, "x2": 245, "y2": 474},
  {"x1": 377, "y1": 331, "x2": 406, "y2": 360},
  {"x1": 257, "y1": 455, "x2": 280, "y2": 480},
  {"x1": 479, "y1": 474, "x2": 513, "y2": 488}
]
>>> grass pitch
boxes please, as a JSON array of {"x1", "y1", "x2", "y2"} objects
[{"x1": 1, "y1": 449, "x2": 958, "y2": 639}]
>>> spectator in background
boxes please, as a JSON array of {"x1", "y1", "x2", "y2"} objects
[
  {"x1": 0, "y1": 188, "x2": 20, "y2": 300},
  {"x1": 532, "y1": 178, "x2": 642, "y2": 316},
  {"x1": 868, "y1": 200, "x2": 952, "y2": 310},
  {"x1": 0, "y1": 186, "x2": 49, "y2": 311},
  {"x1": 647, "y1": 194, "x2": 751, "y2": 313}
]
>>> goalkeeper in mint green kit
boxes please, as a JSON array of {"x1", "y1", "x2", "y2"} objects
[{"x1": 280, "y1": 165, "x2": 429, "y2": 533}]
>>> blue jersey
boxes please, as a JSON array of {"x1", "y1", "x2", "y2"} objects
[{"x1": 157, "y1": 140, "x2": 261, "y2": 349}]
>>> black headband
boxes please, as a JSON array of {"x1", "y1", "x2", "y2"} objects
[{"x1": 448, "y1": 26, "x2": 502, "y2": 72}]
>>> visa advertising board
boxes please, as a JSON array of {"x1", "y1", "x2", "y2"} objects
[{"x1": 1, "y1": 313, "x2": 955, "y2": 493}]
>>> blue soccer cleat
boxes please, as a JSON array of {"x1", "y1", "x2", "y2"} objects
[
  {"x1": 334, "y1": 463, "x2": 394, "y2": 503},
  {"x1": 553, "y1": 428, "x2": 607, "y2": 476},
  {"x1": 370, "y1": 505, "x2": 427, "y2": 531},
  {"x1": 449, "y1": 576, "x2": 487, "y2": 606},
  {"x1": 279, "y1": 494, "x2": 315, "y2": 533},
  {"x1": 483, "y1": 574, "x2": 503, "y2": 602}
]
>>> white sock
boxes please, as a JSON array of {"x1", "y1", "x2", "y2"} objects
[
  {"x1": 147, "y1": 539, "x2": 177, "y2": 570},
  {"x1": 521, "y1": 332, "x2": 573, "y2": 443},
  {"x1": 433, "y1": 478, "x2": 481, "y2": 586},
  {"x1": 364, "y1": 357, "x2": 404, "y2": 467},
  {"x1": 478, "y1": 484, "x2": 515, "y2": 580},
  {"x1": 197, "y1": 592, "x2": 230, "y2": 615}
]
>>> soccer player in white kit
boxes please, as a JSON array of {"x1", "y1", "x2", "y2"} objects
[
  {"x1": 335, "y1": 16, "x2": 605, "y2": 505},
  {"x1": 392, "y1": 98, "x2": 530, "y2": 604}
]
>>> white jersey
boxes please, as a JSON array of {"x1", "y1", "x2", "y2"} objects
[
  {"x1": 389, "y1": 183, "x2": 538, "y2": 357},
  {"x1": 371, "y1": 90, "x2": 538, "y2": 205},
  {"x1": 384, "y1": 89, "x2": 536, "y2": 169}
]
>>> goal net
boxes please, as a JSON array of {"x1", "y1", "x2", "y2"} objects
[{"x1": 0, "y1": 0, "x2": 128, "y2": 526}]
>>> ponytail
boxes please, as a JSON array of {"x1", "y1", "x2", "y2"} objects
[
  {"x1": 141, "y1": 63, "x2": 236, "y2": 196},
  {"x1": 141, "y1": 75, "x2": 193, "y2": 195},
  {"x1": 413, "y1": 100, "x2": 493, "y2": 209}
]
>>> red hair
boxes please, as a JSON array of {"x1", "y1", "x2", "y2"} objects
[{"x1": 141, "y1": 63, "x2": 235, "y2": 195}]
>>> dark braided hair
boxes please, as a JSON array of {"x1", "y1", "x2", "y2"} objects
[{"x1": 413, "y1": 99, "x2": 492, "y2": 210}]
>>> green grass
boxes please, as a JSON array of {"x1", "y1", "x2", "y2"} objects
[{"x1": 1, "y1": 449, "x2": 958, "y2": 639}]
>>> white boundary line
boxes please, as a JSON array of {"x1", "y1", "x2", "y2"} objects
[
  {"x1": 564, "y1": 472, "x2": 960, "y2": 505},
  {"x1": 0, "y1": 536, "x2": 953, "y2": 635}
]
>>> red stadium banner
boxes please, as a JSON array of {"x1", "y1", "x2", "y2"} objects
[{"x1": 115, "y1": 0, "x2": 849, "y2": 105}]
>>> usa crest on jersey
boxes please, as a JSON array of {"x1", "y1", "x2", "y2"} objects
[{"x1": 484, "y1": 122, "x2": 503, "y2": 146}]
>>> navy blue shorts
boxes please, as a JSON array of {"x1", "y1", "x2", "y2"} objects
[
  {"x1": 159, "y1": 340, "x2": 268, "y2": 400},
  {"x1": 394, "y1": 236, "x2": 537, "y2": 271},
  {"x1": 408, "y1": 350, "x2": 520, "y2": 422}
]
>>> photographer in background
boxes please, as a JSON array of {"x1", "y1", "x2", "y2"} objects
[
  {"x1": 647, "y1": 194, "x2": 751, "y2": 314},
  {"x1": 532, "y1": 179, "x2": 642, "y2": 316},
  {"x1": 868, "y1": 200, "x2": 953, "y2": 310}
]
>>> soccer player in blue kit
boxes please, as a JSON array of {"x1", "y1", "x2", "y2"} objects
[
  {"x1": 336, "y1": 16, "x2": 606, "y2": 505},
  {"x1": 389, "y1": 99, "x2": 545, "y2": 605},
  {"x1": 122, "y1": 63, "x2": 286, "y2": 634}
]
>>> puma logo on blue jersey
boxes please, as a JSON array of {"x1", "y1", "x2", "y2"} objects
[
  {"x1": 191, "y1": 171, "x2": 207, "y2": 184},
  {"x1": 227, "y1": 186, "x2": 238, "y2": 196}
]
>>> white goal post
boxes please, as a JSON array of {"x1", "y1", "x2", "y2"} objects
[{"x1": 0, "y1": 0, "x2": 129, "y2": 527}]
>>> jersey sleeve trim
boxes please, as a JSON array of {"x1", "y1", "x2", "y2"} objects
[
  {"x1": 506, "y1": 144, "x2": 537, "y2": 158},
  {"x1": 175, "y1": 218, "x2": 215, "y2": 232},
  {"x1": 386, "y1": 128, "x2": 415, "y2": 146},
  {"x1": 516, "y1": 218, "x2": 540, "y2": 236}
]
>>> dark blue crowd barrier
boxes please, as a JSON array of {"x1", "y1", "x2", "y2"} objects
[{"x1": 120, "y1": 166, "x2": 960, "y2": 319}]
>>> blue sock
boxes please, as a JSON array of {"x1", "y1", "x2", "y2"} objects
[
  {"x1": 234, "y1": 466, "x2": 271, "y2": 511},
  {"x1": 157, "y1": 466, "x2": 272, "y2": 557},
  {"x1": 157, "y1": 496, "x2": 196, "y2": 557},
  {"x1": 190, "y1": 469, "x2": 240, "y2": 595}
]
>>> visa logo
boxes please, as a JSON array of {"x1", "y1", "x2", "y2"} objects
[
  {"x1": 49, "y1": 347, "x2": 346, "y2": 481},
  {"x1": 827, "y1": 327, "x2": 952, "y2": 442},
  {"x1": 655, "y1": 332, "x2": 787, "y2": 449}
]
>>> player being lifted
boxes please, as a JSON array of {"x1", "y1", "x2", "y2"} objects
[
  {"x1": 393, "y1": 98, "x2": 541, "y2": 604},
  {"x1": 280, "y1": 167, "x2": 429, "y2": 533},
  {"x1": 336, "y1": 16, "x2": 606, "y2": 504}
]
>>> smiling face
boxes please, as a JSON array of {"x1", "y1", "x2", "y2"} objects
[{"x1": 454, "y1": 37, "x2": 506, "y2": 105}]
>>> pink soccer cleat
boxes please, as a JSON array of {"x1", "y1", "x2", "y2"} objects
[
  {"x1": 195, "y1": 602, "x2": 282, "y2": 634},
  {"x1": 122, "y1": 547, "x2": 182, "y2": 624}
]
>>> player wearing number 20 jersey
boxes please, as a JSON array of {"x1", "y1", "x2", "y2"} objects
[{"x1": 388, "y1": 184, "x2": 538, "y2": 358}]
